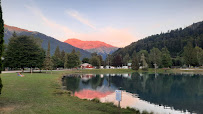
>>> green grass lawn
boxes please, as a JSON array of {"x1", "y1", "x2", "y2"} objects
[{"x1": 0, "y1": 70, "x2": 141, "y2": 114}]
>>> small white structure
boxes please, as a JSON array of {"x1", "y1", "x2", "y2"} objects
[
  {"x1": 110, "y1": 66, "x2": 115, "y2": 69},
  {"x1": 122, "y1": 66, "x2": 128, "y2": 69},
  {"x1": 80, "y1": 63, "x2": 94, "y2": 69},
  {"x1": 128, "y1": 63, "x2": 132, "y2": 69},
  {"x1": 100, "y1": 66, "x2": 104, "y2": 69}
]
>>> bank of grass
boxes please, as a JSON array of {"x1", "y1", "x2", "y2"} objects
[
  {"x1": 137, "y1": 68, "x2": 203, "y2": 74},
  {"x1": 0, "y1": 69, "x2": 146, "y2": 114},
  {"x1": 66, "y1": 68, "x2": 135, "y2": 74}
]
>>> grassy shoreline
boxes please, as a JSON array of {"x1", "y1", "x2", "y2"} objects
[
  {"x1": 0, "y1": 69, "x2": 143, "y2": 114},
  {"x1": 1, "y1": 68, "x2": 202, "y2": 113}
]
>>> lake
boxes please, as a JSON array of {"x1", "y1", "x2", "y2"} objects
[{"x1": 62, "y1": 73, "x2": 203, "y2": 114}]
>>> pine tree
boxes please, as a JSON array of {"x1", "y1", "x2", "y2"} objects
[
  {"x1": 64, "y1": 49, "x2": 80, "y2": 69},
  {"x1": 60, "y1": 50, "x2": 65, "y2": 63},
  {"x1": 4, "y1": 35, "x2": 45, "y2": 72},
  {"x1": 44, "y1": 41, "x2": 53, "y2": 72},
  {"x1": 54, "y1": 46, "x2": 61, "y2": 58},
  {"x1": 64, "y1": 53, "x2": 68, "y2": 68},
  {"x1": 0, "y1": 1, "x2": 4, "y2": 73},
  {"x1": 52, "y1": 46, "x2": 63, "y2": 68}
]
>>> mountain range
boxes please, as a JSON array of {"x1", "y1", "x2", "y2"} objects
[
  {"x1": 4, "y1": 25, "x2": 91, "y2": 59},
  {"x1": 112, "y1": 21, "x2": 203, "y2": 58},
  {"x1": 64, "y1": 38, "x2": 118, "y2": 59}
]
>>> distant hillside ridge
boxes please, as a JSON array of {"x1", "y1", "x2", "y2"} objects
[
  {"x1": 4, "y1": 25, "x2": 91, "y2": 59},
  {"x1": 64, "y1": 38, "x2": 118, "y2": 59},
  {"x1": 64, "y1": 38, "x2": 115, "y2": 49},
  {"x1": 113, "y1": 21, "x2": 203, "y2": 58}
]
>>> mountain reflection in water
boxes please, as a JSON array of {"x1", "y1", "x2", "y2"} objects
[{"x1": 62, "y1": 73, "x2": 203, "y2": 114}]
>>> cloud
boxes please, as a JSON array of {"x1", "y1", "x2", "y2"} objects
[
  {"x1": 25, "y1": 5, "x2": 76, "y2": 41},
  {"x1": 66, "y1": 9, "x2": 96, "y2": 29},
  {"x1": 74, "y1": 27, "x2": 137, "y2": 47},
  {"x1": 25, "y1": 5, "x2": 137, "y2": 47}
]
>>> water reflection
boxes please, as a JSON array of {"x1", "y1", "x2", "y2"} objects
[
  {"x1": 62, "y1": 73, "x2": 203, "y2": 114},
  {"x1": 0, "y1": 77, "x2": 2, "y2": 94}
]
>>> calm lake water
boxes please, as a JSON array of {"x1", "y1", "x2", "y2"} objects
[{"x1": 62, "y1": 73, "x2": 203, "y2": 114}]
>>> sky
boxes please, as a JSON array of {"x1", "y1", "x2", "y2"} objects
[{"x1": 2, "y1": 0, "x2": 203, "y2": 47}]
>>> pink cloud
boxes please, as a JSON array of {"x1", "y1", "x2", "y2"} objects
[
  {"x1": 25, "y1": 5, "x2": 138, "y2": 47},
  {"x1": 25, "y1": 5, "x2": 76, "y2": 41},
  {"x1": 74, "y1": 27, "x2": 137, "y2": 47},
  {"x1": 66, "y1": 9, "x2": 96, "y2": 29}
]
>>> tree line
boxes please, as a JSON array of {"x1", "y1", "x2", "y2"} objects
[
  {"x1": 3, "y1": 33, "x2": 81, "y2": 72},
  {"x1": 107, "y1": 41, "x2": 203, "y2": 69},
  {"x1": 112, "y1": 21, "x2": 203, "y2": 65}
]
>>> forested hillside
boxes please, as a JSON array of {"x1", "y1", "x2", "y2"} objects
[
  {"x1": 113, "y1": 21, "x2": 203, "y2": 58},
  {"x1": 4, "y1": 25, "x2": 91, "y2": 59}
]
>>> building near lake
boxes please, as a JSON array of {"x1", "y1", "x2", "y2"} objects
[{"x1": 80, "y1": 63, "x2": 94, "y2": 69}]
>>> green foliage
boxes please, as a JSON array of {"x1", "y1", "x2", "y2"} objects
[
  {"x1": 105, "y1": 54, "x2": 112, "y2": 66},
  {"x1": 132, "y1": 57, "x2": 139, "y2": 70},
  {"x1": 0, "y1": 1, "x2": 4, "y2": 73},
  {"x1": 161, "y1": 47, "x2": 172, "y2": 68},
  {"x1": 52, "y1": 46, "x2": 64, "y2": 68},
  {"x1": 149, "y1": 48, "x2": 161, "y2": 67},
  {"x1": 82, "y1": 57, "x2": 90, "y2": 63},
  {"x1": 90, "y1": 56, "x2": 101, "y2": 68},
  {"x1": 123, "y1": 54, "x2": 130, "y2": 65},
  {"x1": 64, "y1": 49, "x2": 80, "y2": 68},
  {"x1": 183, "y1": 42, "x2": 196, "y2": 66},
  {"x1": 60, "y1": 50, "x2": 65, "y2": 63},
  {"x1": 112, "y1": 54, "x2": 123, "y2": 67},
  {"x1": 140, "y1": 53, "x2": 148, "y2": 68},
  {"x1": 113, "y1": 21, "x2": 203, "y2": 67},
  {"x1": 4, "y1": 35, "x2": 45, "y2": 69},
  {"x1": 194, "y1": 46, "x2": 203, "y2": 66},
  {"x1": 44, "y1": 41, "x2": 53, "y2": 70}
]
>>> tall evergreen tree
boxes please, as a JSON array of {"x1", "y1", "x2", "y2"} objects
[
  {"x1": 54, "y1": 46, "x2": 61, "y2": 58},
  {"x1": 60, "y1": 50, "x2": 65, "y2": 64},
  {"x1": 64, "y1": 49, "x2": 80, "y2": 68},
  {"x1": 52, "y1": 46, "x2": 63, "y2": 68},
  {"x1": 44, "y1": 41, "x2": 53, "y2": 72},
  {"x1": 0, "y1": 0, "x2": 4, "y2": 73},
  {"x1": 4, "y1": 35, "x2": 44, "y2": 71},
  {"x1": 64, "y1": 53, "x2": 68, "y2": 68}
]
